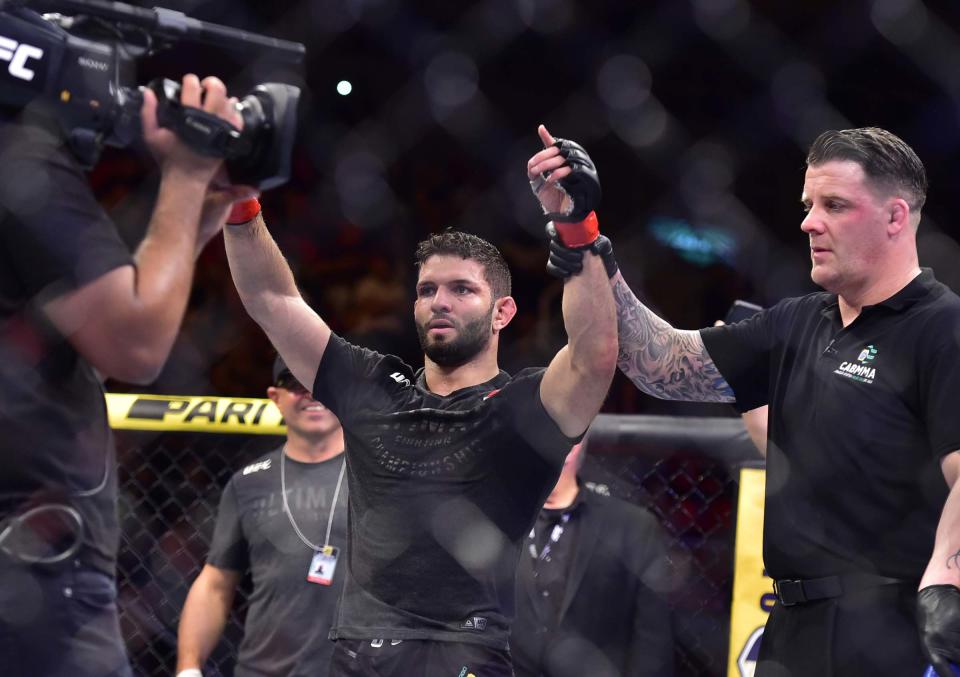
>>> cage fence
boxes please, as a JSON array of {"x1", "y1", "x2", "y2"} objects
[{"x1": 113, "y1": 412, "x2": 760, "y2": 676}]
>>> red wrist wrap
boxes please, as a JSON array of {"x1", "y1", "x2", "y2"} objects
[
  {"x1": 552, "y1": 211, "x2": 599, "y2": 248},
  {"x1": 227, "y1": 198, "x2": 261, "y2": 225}
]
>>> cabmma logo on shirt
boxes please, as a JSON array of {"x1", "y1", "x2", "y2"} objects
[{"x1": 834, "y1": 344, "x2": 878, "y2": 384}]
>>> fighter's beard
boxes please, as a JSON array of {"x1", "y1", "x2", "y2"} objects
[{"x1": 417, "y1": 311, "x2": 492, "y2": 368}]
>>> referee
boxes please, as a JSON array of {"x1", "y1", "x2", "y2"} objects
[{"x1": 534, "y1": 127, "x2": 960, "y2": 676}]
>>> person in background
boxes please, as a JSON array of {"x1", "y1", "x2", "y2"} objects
[
  {"x1": 0, "y1": 74, "x2": 253, "y2": 677},
  {"x1": 176, "y1": 356, "x2": 347, "y2": 677},
  {"x1": 511, "y1": 439, "x2": 674, "y2": 677}
]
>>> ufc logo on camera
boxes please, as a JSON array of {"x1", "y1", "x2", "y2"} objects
[{"x1": 0, "y1": 35, "x2": 43, "y2": 82}]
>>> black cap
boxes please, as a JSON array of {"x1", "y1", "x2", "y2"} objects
[{"x1": 272, "y1": 354, "x2": 294, "y2": 385}]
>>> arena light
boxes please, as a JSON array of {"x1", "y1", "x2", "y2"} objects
[{"x1": 648, "y1": 217, "x2": 738, "y2": 266}]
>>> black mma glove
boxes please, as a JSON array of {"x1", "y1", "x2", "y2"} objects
[
  {"x1": 542, "y1": 138, "x2": 601, "y2": 227},
  {"x1": 545, "y1": 225, "x2": 618, "y2": 280},
  {"x1": 531, "y1": 137, "x2": 617, "y2": 279},
  {"x1": 917, "y1": 584, "x2": 960, "y2": 677},
  {"x1": 534, "y1": 138, "x2": 601, "y2": 249}
]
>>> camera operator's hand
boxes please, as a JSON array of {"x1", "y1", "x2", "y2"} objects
[
  {"x1": 141, "y1": 74, "x2": 255, "y2": 253},
  {"x1": 141, "y1": 74, "x2": 242, "y2": 182},
  {"x1": 39, "y1": 73, "x2": 257, "y2": 386}
]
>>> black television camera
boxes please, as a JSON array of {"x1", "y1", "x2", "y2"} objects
[{"x1": 0, "y1": 0, "x2": 305, "y2": 189}]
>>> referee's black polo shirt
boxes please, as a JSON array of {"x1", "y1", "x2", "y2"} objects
[{"x1": 701, "y1": 269, "x2": 960, "y2": 581}]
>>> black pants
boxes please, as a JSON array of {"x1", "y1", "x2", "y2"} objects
[
  {"x1": 330, "y1": 638, "x2": 515, "y2": 677},
  {"x1": 0, "y1": 556, "x2": 132, "y2": 677},
  {"x1": 756, "y1": 584, "x2": 925, "y2": 677}
]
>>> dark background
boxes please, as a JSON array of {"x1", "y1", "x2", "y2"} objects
[
  {"x1": 85, "y1": 0, "x2": 960, "y2": 411},
  {"x1": 33, "y1": 2, "x2": 960, "y2": 673}
]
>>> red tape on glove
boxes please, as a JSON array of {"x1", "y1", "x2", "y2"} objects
[
  {"x1": 227, "y1": 198, "x2": 261, "y2": 225},
  {"x1": 552, "y1": 211, "x2": 599, "y2": 248}
]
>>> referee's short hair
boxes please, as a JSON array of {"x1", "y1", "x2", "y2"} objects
[
  {"x1": 806, "y1": 127, "x2": 927, "y2": 213},
  {"x1": 415, "y1": 228, "x2": 512, "y2": 299}
]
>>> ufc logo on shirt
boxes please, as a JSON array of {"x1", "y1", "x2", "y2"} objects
[
  {"x1": 388, "y1": 372, "x2": 411, "y2": 388},
  {"x1": 0, "y1": 36, "x2": 43, "y2": 82}
]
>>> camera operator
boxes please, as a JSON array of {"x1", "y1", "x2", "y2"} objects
[{"x1": 0, "y1": 74, "x2": 256, "y2": 677}]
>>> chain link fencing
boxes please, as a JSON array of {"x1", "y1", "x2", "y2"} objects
[{"x1": 113, "y1": 411, "x2": 760, "y2": 676}]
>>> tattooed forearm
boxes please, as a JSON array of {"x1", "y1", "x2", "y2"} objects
[{"x1": 612, "y1": 275, "x2": 735, "y2": 403}]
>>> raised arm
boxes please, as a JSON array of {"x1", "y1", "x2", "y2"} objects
[
  {"x1": 176, "y1": 564, "x2": 241, "y2": 674},
  {"x1": 528, "y1": 126, "x2": 617, "y2": 437},
  {"x1": 611, "y1": 270, "x2": 735, "y2": 403},
  {"x1": 222, "y1": 206, "x2": 330, "y2": 392},
  {"x1": 540, "y1": 251, "x2": 617, "y2": 437}
]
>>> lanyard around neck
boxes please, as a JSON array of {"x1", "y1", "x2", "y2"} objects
[
  {"x1": 279, "y1": 447, "x2": 346, "y2": 551},
  {"x1": 528, "y1": 512, "x2": 571, "y2": 562}
]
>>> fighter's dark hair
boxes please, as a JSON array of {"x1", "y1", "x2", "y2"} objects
[
  {"x1": 414, "y1": 229, "x2": 512, "y2": 299},
  {"x1": 806, "y1": 127, "x2": 927, "y2": 212}
]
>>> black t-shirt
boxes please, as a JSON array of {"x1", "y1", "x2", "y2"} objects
[
  {"x1": 0, "y1": 116, "x2": 132, "y2": 575},
  {"x1": 313, "y1": 335, "x2": 573, "y2": 649},
  {"x1": 208, "y1": 448, "x2": 349, "y2": 677},
  {"x1": 701, "y1": 270, "x2": 960, "y2": 580}
]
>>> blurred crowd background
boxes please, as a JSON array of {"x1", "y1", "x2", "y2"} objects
[
  {"x1": 70, "y1": 1, "x2": 960, "y2": 673},
  {"x1": 94, "y1": 0, "x2": 960, "y2": 414}
]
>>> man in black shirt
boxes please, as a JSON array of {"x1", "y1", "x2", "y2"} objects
[
  {"x1": 222, "y1": 124, "x2": 618, "y2": 675},
  {"x1": 176, "y1": 357, "x2": 348, "y2": 677},
  {"x1": 0, "y1": 77, "x2": 254, "y2": 677},
  {"x1": 512, "y1": 441, "x2": 673, "y2": 677},
  {"x1": 537, "y1": 127, "x2": 960, "y2": 676}
]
